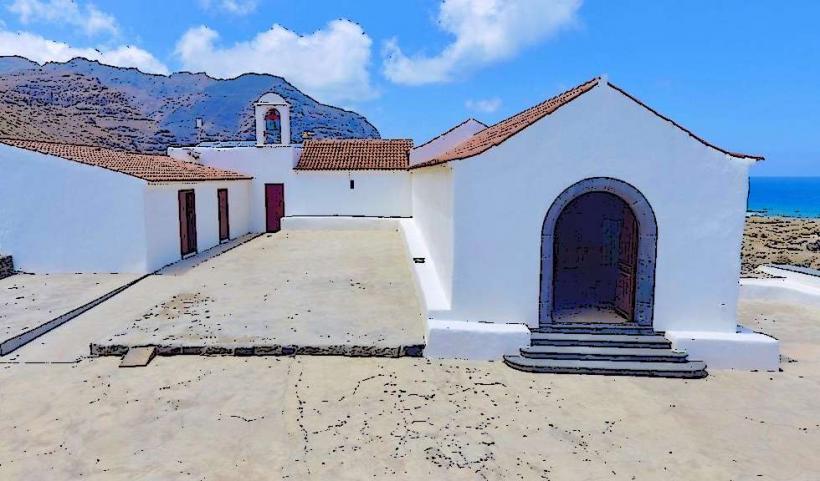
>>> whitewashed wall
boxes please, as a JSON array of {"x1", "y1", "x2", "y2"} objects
[
  {"x1": 411, "y1": 165, "x2": 454, "y2": 304},
  {"x1": 0, "y1": 145, "x2": 148, "y2": 273},
  {"x1": 169, "y1": 146, "x2": 412, "y2": 226},
  {"x1": 143, "y1": 180, "x2": 251, "y2": 271},
  {"x1": 444, "y1": 84, "x2": 752, "y2": 333},
  {"x1": 290, "y1": 171, "x2": 411, "y2": 217}
]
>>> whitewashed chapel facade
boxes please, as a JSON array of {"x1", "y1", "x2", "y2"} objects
[{"x1": 0, "y1": 78, "x2": 778, "y2": 369}]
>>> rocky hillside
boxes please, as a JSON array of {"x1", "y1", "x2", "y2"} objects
[{"x1": 0, "y1": 56, "x2": 379, "y2": 152}]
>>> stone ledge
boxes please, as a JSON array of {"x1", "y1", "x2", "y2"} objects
[
  {"x1": 90, "y1": 343, "x2": 426, "y2": 358},
  {"x1": 666, "y1": 326, "x2": 780, "y2": 371},
  {"x1": 425, "y1": 319, "x2": 530, "y2": 360}
]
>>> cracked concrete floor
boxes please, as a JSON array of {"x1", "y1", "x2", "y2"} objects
[
  {"x1": 88, "y1": 230, "x2": 425, "y2": 352},
  {"x1": 0, "y1": 272, "x2": 139, "y2": 346},
  {"x1": 1, "y1": 298, "x2": 819, "y2": 480}
]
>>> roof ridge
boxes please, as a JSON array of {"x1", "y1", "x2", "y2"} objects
[
  {"x1": 605, "y1": 81, "x2": 764, "y2": 161},
  {"x1": 304, "y1": 138, "x2": 412, "y2": 142},
  {"x1": 0, "y1": 137, "x2": 167, "y2": 156},
  {"x1": 410, "y1": 77, "x2": 599, "y2": 169},
  {"x1": 482, "y1": 77, "x2": 599, "y2": 132},
  {"x1": 1, "y1": 138, "x2": 252, "y2": 181}
]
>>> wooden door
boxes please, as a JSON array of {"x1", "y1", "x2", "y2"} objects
[
  {"x1": 178, "y1": 190, "x2": 197, "y2": 256},
  {"x1": 265, "y1": 183, "x2": 285, "y2": 233},
  {"x1": 218, "y1": 188, "x2": 230, "y2": 242},
  {"x1": 614, "y1": 206, "x2": 637, "y2": 320}
]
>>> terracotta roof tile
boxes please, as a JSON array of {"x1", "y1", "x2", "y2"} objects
[
  {"x1": 0, "y1": 139, "x2": 252, "y2": 182},
  {"x1": 411, "y1": 78, "x2": 599, "y2": 169},
  {"x1": 296, "y1": 139, "x2": 412, "y2": 170},
  {"x1": 410, "y1": 77, "x2": 763, "y2": 169}
]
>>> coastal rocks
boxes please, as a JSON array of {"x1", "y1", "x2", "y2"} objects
[
  {"x1": 742, "y1": 216, "x2": 820, "y2": 277},
  {"x1": 0, "y1": 255, "x2": 13, "y2": 279}
]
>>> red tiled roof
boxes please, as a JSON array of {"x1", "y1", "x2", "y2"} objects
[
  {"x1": 0, "y1": 139, "x2": 252, "y2": 182},
  {"x1": 411, "y1": 78, "x2": 599, "y2": 169},
  {"x1": 296, "y1": 139, "x2": 412, "y2": 170},
  {"x1": 411, "y1": 77, "x2": 763, "y2": 169}
]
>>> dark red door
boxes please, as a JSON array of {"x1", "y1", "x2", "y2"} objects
[
  {"x1": 218, "y1": 188, "x2": 230, "y2": 242},
  {"x1": 178, "y1": 190, "x2": 197, "y2": 256},
  {"x1": 614, "y1": 205, "x2": 638, "y2": 320},
  {"x1": 265, "y1": 183, "x2": 285, "y2": 233}
]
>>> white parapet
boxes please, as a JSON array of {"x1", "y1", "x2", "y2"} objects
[
  {"x1": 425, "y1": 319, "x2": 530, "y2": 360},
  {"x1": 397, "y1": 218, "x2": 450, "y2": 313},
  {"x1": 280, "y1": 216, "x2": 400, "y2": 231},
  {"x1": 666, "y1": 326, "x2": 780, "y2": 371},
  {"x1": 740, "y1": 264, "x2": 820, "y2": 308}
]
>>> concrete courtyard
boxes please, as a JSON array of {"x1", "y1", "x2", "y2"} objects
[
  {"x1": 0, "y1": 297, "x2": 818, "y2": 480},
  {"x1": 0, "y1": 272, "x2": 140, "y2": 357},
  {"x1": 59, "y1": 229, "x2": 425, "y2": 358}
]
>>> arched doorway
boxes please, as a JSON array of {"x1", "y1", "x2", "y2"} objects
[{"x1": 540, "y1": 178, "x2": 657, "y2": 327}]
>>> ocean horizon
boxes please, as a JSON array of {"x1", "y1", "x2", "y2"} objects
[{"x1": 748, "y1": 176, "x2": 820, "y2": 218}]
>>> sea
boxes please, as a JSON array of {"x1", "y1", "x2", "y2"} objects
[{"x1": 748, "y1": 177, "x2": 820, "y2": 218}]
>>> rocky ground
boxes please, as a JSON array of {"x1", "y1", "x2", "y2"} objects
[
  {"x1": 742, "y1": 215, "x2": 820, "y2": 277},
  {"x1": 1, "y1": 298, "x2": 819, "y2": 480}
]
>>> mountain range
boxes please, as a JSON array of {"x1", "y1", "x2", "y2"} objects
[{"x1": 0, "y1": 56, "x2": 380, "y2": 152}]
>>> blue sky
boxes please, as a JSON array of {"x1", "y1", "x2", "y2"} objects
[{"x1": 0, "y1": 0, "x2": 818, "y2": 175}]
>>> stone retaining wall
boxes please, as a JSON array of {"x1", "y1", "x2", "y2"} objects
[
  {"x1": 90, "y1": 343, "x2": 425, "y2": 358},
  {"x1": 0, "y1": 255, "x2": 14, "y2": 280}
]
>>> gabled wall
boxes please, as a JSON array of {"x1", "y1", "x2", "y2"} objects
[
  {"x1": 410, "y1": 119, "x2": 486, "y2": 166},
  {"x1": 0, "y1": 144, "x2": 148, "y2": 273},
  {"x1": 445, "y1": 84, "x2": 751, "y2": 333}
]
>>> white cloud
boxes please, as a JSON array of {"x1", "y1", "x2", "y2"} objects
[
  {"x1": 466, "y1": 97, "x2": 502, "y2": 113},
  {"x1": 199, "y1": 0, "x2": 258, "y2": 15},
  {"x1": 175, "y1": 20, "x2": 375, "y2": 103},
  {"x1": 0, "y1": 30, "x2": 169, "y2": 74},
  {"x1": 383, "y1": 0, "x2": 582, "y2": 85},
  {"x1": 7, "y1": 0, "x2": 119, "y2": 36}
]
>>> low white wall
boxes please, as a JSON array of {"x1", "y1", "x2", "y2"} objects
[
  {"x1": 144, "y1": 180, "x2": 251, "y2": 271},
  {"x1": 666, "y1": 327, "x2": 780, "y2": 371},
  {"x1": 740, "y1": 265, "x2": 820, "y2": 307},
  {"x1": 425, "y1": 319, "x2": 530, "y2": 360},
  {"x1": 397, "y1": 218, "x2": 450, "y2": 313},
  {"x1": 281, "y1": 216, "x2": 398, "y2": 231},
  {"x1": 0, "y1": 144, "x2": 148, "y2": 273},
  {"x1": 411, "y1": 165, "x2": 454, "y2": 305}
]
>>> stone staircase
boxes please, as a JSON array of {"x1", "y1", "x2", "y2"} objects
[{"x1": 503, "y1": 323, "x2": 707, "y2": 378}]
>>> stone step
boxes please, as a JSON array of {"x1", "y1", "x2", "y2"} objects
[
  {"x1": 534, "y1": 323, "x2": 658, "y2": 335},
  {"x1": 503, "y1": 356, "x2": 707, "y2": 378},
  {"x1": 530, "y1": 332, "x2": 672, "y2": 349},
  {"x1": 520, "y1": 345, "x2": 689, "y2": 362}
]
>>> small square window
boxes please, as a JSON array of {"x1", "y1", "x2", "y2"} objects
[{"x1": 349, "y1": 179, "x2": 355, "y2": 189}]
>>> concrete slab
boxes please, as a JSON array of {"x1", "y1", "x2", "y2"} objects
[
  {"x1": 84, "y1": 230, "x2": 426, "y2": 356},
  {"x1": 0, "y1": 298, "x2": 819, "y2": 479},
  {"x1": 119, "y1": 346, "x2": 157, "y2": 367},
  {"x1": 0, "y1": 272, "x2": 141, "y2": 357}
]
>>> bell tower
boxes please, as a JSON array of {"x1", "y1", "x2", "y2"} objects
[{"x1": 254, "y1": 93, "x2": 291, "y2": 146}]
